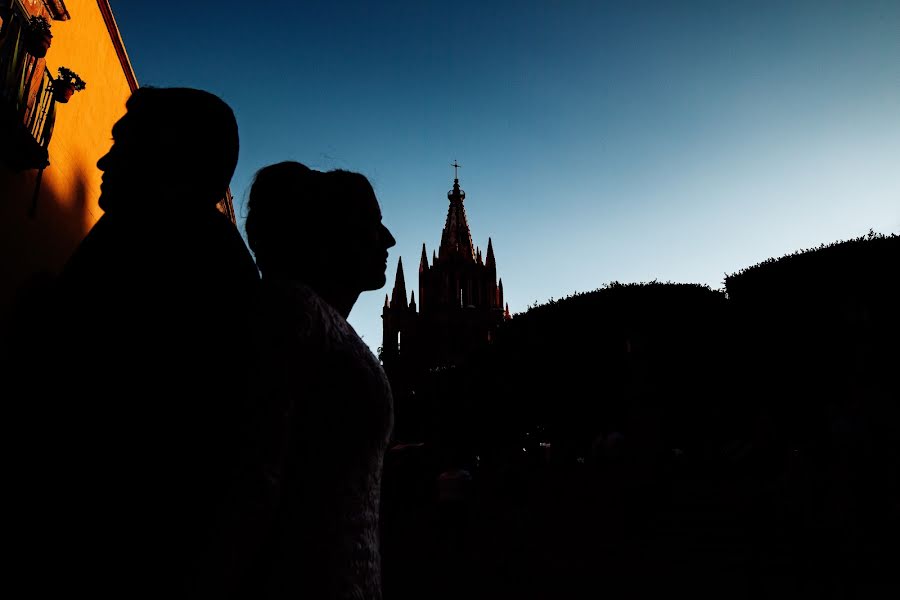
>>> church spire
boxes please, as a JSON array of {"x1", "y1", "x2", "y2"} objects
[
  {"x1": 498, "y1": 277, "x2": 504, "y2": 308},
  {"x1": 486, "y1": 237, "x2": 496, "y2": 269},
  {"x1": 391, "y1": 257, "x2": 408, "y2": 309},
  {"x1": 438, "y1": 165, "x2": 476, "y2": 262},
  {"x1": 409, "y1": 291, "x2": 417, "y2": 312},
  {"x1": 419, "y1": 243, "x2": 429, "y2": 272}
]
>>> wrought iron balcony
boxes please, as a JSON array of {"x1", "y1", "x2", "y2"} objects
[{"x1": 0, "y1": 3, "x2": 58, "y2": 171}]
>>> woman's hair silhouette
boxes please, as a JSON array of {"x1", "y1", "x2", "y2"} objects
[{"x1": 246, "y1": 161, "x2": 395, "y2": 310}]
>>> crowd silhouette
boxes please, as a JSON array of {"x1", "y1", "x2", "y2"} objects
[{"x1": 5, "y1": 87, "x2": 898, "y2": 599}]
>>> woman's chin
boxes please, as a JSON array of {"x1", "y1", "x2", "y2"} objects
[{"x1": 364, "y1": 272, "x2": 387, "y2": 292}]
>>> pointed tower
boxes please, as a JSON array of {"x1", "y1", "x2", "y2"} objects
[
  {"x1": 482, "y1": 238, "x2": 498, "y2": 308},
  {"x1": 438, "y1": 173, "x2": 476, "y2": 262},
  {"x1": 391, "y1": 257, "x2": 408, "y2": 310},
  {"x1": 418, "y1": 244, "x2": 429, "y2": 311},
  {"x1": 383, "y1": 258, "x2": 414, "y2": 369},
  {"x1": 485, "y1": 237, "x2": 496, "y2": 269},
  {"x1": 419, "y1": 243, "x2": 429, "y2": 272}
]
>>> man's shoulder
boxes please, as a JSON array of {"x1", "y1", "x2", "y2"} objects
[{"x1": 61, "y1": 206, "x2": 258, "y2": 292}]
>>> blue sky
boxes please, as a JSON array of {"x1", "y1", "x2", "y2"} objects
[{"x1": 112, "y1": 0, "x2": 899, "y2": 351}]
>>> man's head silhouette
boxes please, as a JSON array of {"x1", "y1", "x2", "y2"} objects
[{"x1": 97, "y1": 87, "x2": 239, "y2": 212}]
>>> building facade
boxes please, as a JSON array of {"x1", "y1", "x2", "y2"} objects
[
  {"x1": 1, "y1": 0, "x2": 136, "y2": 316},
  {"x1": 0, "y1": 0, "x2": 237, "y2": 329}
]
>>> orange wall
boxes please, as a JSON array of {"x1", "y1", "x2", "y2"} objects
[{"x1": 0, "y1": 0, "x2": 134, "y2": 317}]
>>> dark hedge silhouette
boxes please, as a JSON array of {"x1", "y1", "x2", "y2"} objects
[{"x1": 381, "y1": 231, "x2": 900, "y2": 599}]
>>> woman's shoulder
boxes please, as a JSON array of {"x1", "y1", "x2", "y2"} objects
[
  {"x1": 257, "y1": 279, "x2": 325, "y2": 309},
  {"x1": 252, "y1": 279, "x2": 332, "y2": 349}
]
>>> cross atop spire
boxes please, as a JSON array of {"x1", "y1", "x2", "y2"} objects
[{"x1": 451, "y1": 160, "x2": 461, "y2": 181}]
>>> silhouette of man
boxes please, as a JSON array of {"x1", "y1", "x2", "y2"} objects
[{"x1": 50, "y1": 88, "x2": 259, "y2": 598}]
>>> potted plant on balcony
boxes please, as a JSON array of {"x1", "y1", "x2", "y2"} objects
[
  {"x1": 24, "y1": 15, "x2": 53, "y2": 58},
  {"x1": 54, "y1": 66, "x2": 86, "y2": 103}
]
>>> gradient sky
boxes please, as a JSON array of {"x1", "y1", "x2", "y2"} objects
[{"x1": 111, "y1": 0, "x2": 899, "y2": 352}]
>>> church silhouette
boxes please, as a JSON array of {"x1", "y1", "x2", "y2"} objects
[{"x1": 382, "y1": 165, "x2": 509, "y2": 438}]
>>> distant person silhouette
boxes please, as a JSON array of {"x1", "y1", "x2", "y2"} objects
[
  {"x1": 230, "y1": 162, "x2": 396, "y2": 599},
  {"x1": 49, "y1": 88, "x2": 259, "y2": 598}
]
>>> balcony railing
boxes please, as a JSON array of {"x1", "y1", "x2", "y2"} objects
[
  {"x1": 0, "y1": 2, "x2": 58, "y2": 170},
  {"x1": 26, "y1": 65, "x2": 55, "y2": 146}
]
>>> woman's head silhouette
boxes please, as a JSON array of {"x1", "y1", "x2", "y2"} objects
[{"x1": 246, "y1": 161, "x2": 395, "y2": 314}]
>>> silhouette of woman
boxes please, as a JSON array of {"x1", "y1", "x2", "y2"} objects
[{"x1": 233, "y1": 162, "x2": 397, "y2": 599}]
